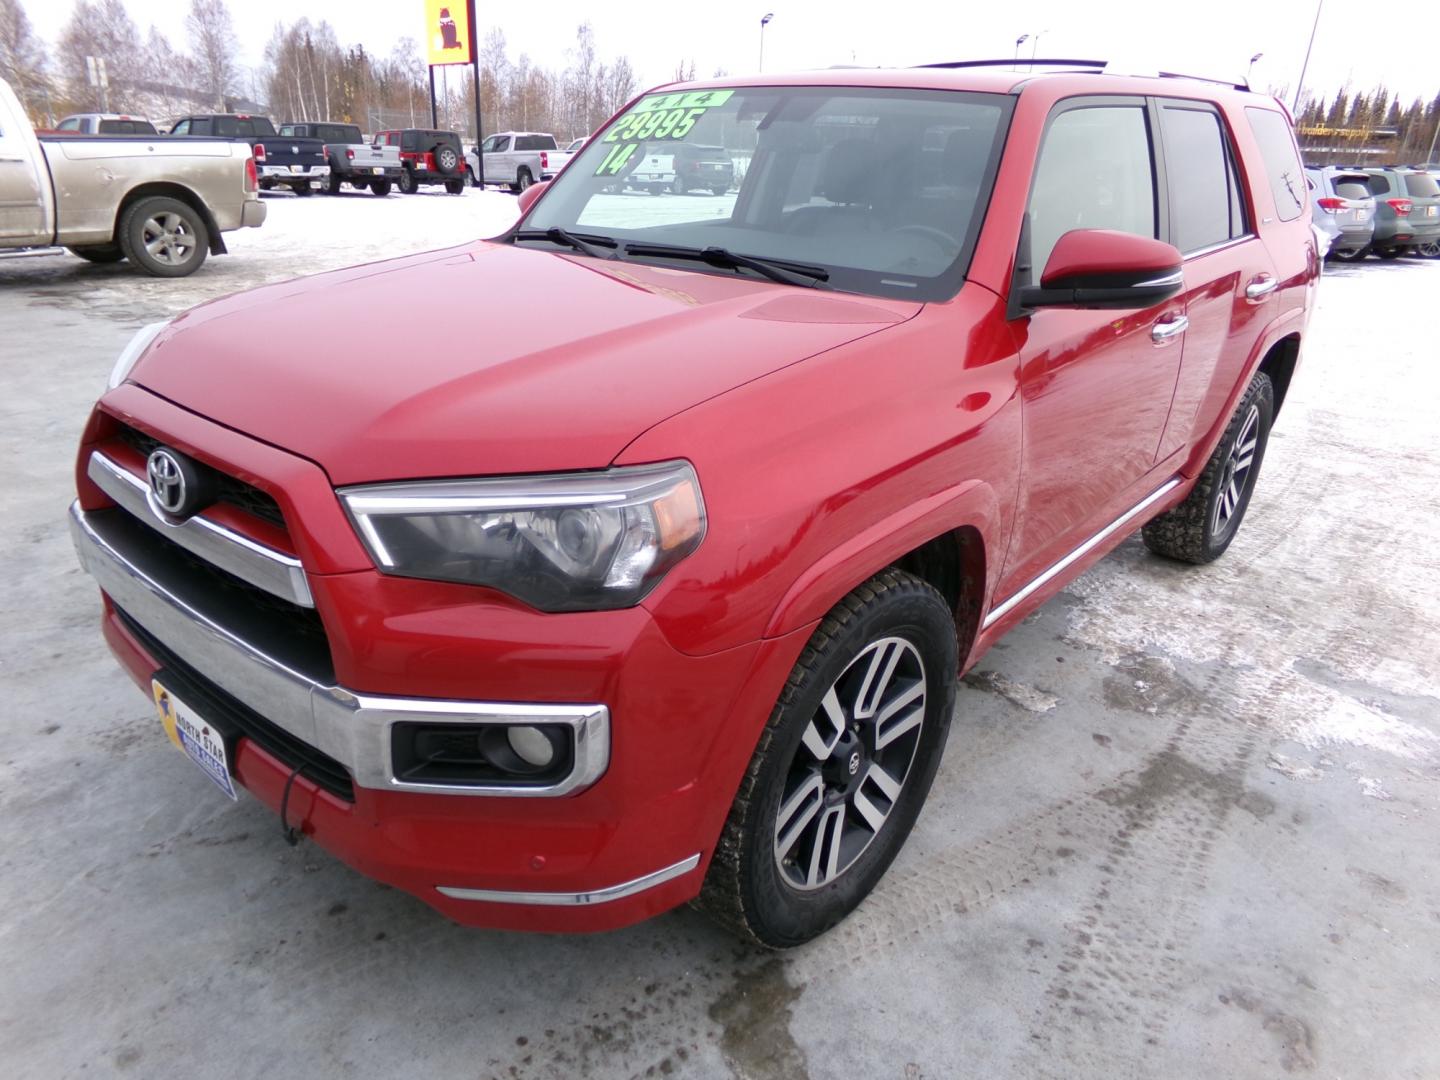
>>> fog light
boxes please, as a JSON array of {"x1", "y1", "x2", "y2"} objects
[{"x1": 507, "y1": 725, "x2": 557, "y2": 768}]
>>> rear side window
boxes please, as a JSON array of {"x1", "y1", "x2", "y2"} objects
[
  {"x1": 1366, "y1": 173, "x2": 1392, "y2": 195},
  {"x1": 1244, "y1": 108, "x2": 1304, "y2": 222},
  {"x1": 1333, "y1": 178, "x2": 1370, "y2": 200},
  {"x1": 1402, "y1": 173, "x2": 1440, "y2": 198},
  {"x1": 1159, "y1": 104, "x2": 1248, "y2": 253},
  {"x1": 1028, "y1": 104, "x2": 1157, "y2": 277},
  {"x1": 57, "y1": 118, "x2": 82, "y2": 132}
]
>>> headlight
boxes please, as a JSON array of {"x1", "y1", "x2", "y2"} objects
[
  {"x1": 107, "y1": 321, "x2": 170, "y2": 389},
  {"x1": 339, "y1": 461, "x2": 706, "y2": 611}
]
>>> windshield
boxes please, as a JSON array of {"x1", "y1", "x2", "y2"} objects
[{"x1": 521, "y1": 85, "x2": 1012, "y2": 301}]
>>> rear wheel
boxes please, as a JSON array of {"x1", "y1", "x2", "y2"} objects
[
  {"x1": 672, "y1": 175, "x2": 688, "y2": 195},
  {"x1": 696, "y1": 569, "x2": 958, "y2": 947},
  {"x1": 293, "y1": 182, "x2": 314, "y2": 197},
  {"x1": 445, "y1": 178, "x2": 466, "y2": 195},
  {"x1": 1416, "y1": 240, "x2": 1440, "y2": 258},
  {"x1": 397, "y1": 168, "x2": 417, "y2": 194},
  {"x1": 67, "y1": 244, "x2": 126, "y2": 264},
  {"x1": 1377, "y1": 247, "x2": 1404, "y2": 260},
  {"x1": 513, "y1": 167, "x2": 533, "y2": 194},
  {"x1": 371, "y1": 178, "x2": 392, "y2": 196},
  {"x1": 117, "y1": 196, "x2": 209, "y2": 278},
  {"x1": 712, "y1": 186, "x2": 729, "y2": 196},
  {"x1": 325, "y1": 173, "x2": 343, "y2": 194},
  {"x1": 1142, "y1": 371, "x2": 1274, "y2": 564},
  {"x1": 1330, "y1": 245, "x2": 1369, "y2": 262}
]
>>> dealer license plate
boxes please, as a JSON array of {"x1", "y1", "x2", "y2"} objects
[
  {"x1": 153, "y1": 680, "x2": 238, "y2": 800},
  {"x1": 1356, "y1": 210, "x2": 1368, "y2": 221},
  {"x1": 1426, "y1": 206, "x2": 1437, "y2": 218}
]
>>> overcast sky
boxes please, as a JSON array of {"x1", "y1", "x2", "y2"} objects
[{"x1": 24, "y1": 0, "x2": 1440, "y2": 109}]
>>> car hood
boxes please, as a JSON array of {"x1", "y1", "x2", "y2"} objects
[{"x1": 131, "y1": 242, "x2": 919, "y2": 484}]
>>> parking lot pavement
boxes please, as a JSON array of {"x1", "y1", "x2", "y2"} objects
[{"x1": 1, "y1": 207, "x2": 1437, "y2": 1078}]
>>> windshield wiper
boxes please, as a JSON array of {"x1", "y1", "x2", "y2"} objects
[
  {"x1": 512, "y1": 227, "x2": 619, "y2": 261},
  {"x1": 622, "y1": 242, "x2": 829, "y2": 288}
]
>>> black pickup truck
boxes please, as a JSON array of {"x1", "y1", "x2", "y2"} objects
[{"x1": 168, "y1": 114, "x2": 330, "y2": 196}]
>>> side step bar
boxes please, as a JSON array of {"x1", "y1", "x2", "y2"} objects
[{"x1": 0, "y1": 246, "x2": 65, "y2": 260}]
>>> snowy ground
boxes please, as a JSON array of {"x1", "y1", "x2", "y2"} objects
[{"x1": 1, "y1": 199, "x2": 1438, "y2": 1079}]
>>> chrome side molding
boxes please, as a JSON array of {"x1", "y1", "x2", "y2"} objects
[
  {"x1": 436, "y1": 854, "x2": 702, "y2": 906},
  {"x1": 983, "y1": 477, "x2": 1183, "y2": 629}
]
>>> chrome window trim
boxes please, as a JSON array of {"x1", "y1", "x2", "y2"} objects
[
  {"x1": 69, "y1": 503, "x2": 610, "y2": 798},
  {"x1": 436, "y1": 854, "x2": 701, "y2": 906},
  {"x1": 982, "y1": 478, "x2": 1183, "y2": 629},
  {"x1": 1181, "y1": 234, "x2": 1255, "y2": 260},
  {"x1": 87, "y1": 451, "x2": 313, "y2": 608}
]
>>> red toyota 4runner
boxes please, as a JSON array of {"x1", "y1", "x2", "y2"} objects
[{"x1": 71, "y1": 64, "x2": 1316, "y2": 947}]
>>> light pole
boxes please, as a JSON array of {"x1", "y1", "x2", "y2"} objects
[
  {"x1": 1293, "y1": 0, "x2": 1325, "y2": 112},
  {"x1": 1013, "y1": 34, "x2": 1029, "y2": 70},
  {"x1": 759, "y1": 13, "x2": 774, "y2": 73},
  {"x1": 1247, "y1": 52, "x2": 1263, "y2": 86}
]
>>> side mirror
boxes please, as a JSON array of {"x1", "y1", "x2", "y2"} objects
[
  {"x1": 516, "y1": 179, "x2": 551, "y2": 214},
  {"x1": 1018, "y1": 229, "x2": 1183, "y2": 311}
]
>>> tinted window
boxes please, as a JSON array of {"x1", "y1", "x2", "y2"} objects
[
  {"x1": 1244, "y1": 107, "x2": 1304, "y2": 222},
  {"x1": 495, "y1": 136, "x2": 511, "y2": 151},
  {"x1": 57, "y1": 118, "x2": 81, "y2": 131},
  {"x1": 1334, "y1": 180, "x2": 1370, "y2": 200},
  {"x1": 1402, "y1": 173, "x2": 1440, "y2": 198},
  {"x1": 1366, "y1": 173, "x2": 1392, "y2": 195},
  {"x1": 278, "y1": 125, "x2": 307, "y2": 137},
  {"x1": 1029, "y1": 105, "x2": 1156, "y2": 276},
  {"x1": 1161, "y1": 105, "x2": 1246, "y2": 252}
]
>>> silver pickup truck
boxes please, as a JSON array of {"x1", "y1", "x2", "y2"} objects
[
  {"x1": 277, "y1": 122, "x2": 402, "y2": 196},
  {"x1": 1, "y1": 78, "x2": 265, "y2": 276}
]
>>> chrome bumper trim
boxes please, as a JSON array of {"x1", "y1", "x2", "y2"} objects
[
  {"x1": 982, "y1": 477, "x2": 1183, "y2": 629},
  {"x1": 70, "y1": 502, "x2": 610, "y2": 797},
  {"x1": 436, "y1": 854, "x2": 701, "y2": 906},
  {"x1": 88, "y1": 451, "x2": 313, "y2": 607}
]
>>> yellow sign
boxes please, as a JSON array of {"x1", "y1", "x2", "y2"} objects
[{"x1": 424, "y1": 0, "x2": 473, "y2": 67}]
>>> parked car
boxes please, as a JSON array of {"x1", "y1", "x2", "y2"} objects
[
  {"x1": 1360, "y1": 167, "x2": 1440, "y2": 258},
  {"x1": 1304, "y1": 166, "x2": 1375, "y2": 260},
  {"x1": 168, "y1": 114, "x2": 329, "y2": 196},
  {"x1": 467, "y1": 131, "x2": 571, "y2": 192},
  {"x1": 277, "y1": 122, "x2": 401, "y2": 196},
  {"x1": 609, "y1": 142, "x2": 676, "y2": 194},
  {"x1": 670, "y1": 142, "x2": 734, "y2": 194},
  {"x1": 374, "y1": 128, "x2": 468, "y2": 194},
  {"x1": 565, "y1": 137, "x2": 586, "y2": 154},
  {"x1": 0, "y1": 78, "x2": 264, "y2": 275},
  {"x1": 54, "y1": 113, "x2": 158, "y2": 135},
  {"x1": 70, "y1": 65, "x2": 1315, "y2": 947}
]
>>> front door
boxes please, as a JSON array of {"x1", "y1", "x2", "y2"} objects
[{"x1": 999, "y1": 99, "x2": 1185, "y2": 601}]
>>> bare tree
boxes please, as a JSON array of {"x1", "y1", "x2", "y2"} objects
[
  {"x1": 0, "y1": 0, "x2": 50, "y2": 121},
  {"x1": 57, "y1": 0, "x2": 141, "y2": 111},
  {"x1": 186, "y1": 0, "x2": 238, "y2": 109}
]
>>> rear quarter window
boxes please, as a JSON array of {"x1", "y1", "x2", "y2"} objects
[
  {"x1": 1402, "y1": 173, "x2": 1440, "y2": 198},
  {"x1": 1244, "y1": 107, "x2": 1305, "y2": 222},
  {"x1": 1334, "y1": 180, "x2": 1370, "y2": 200}
]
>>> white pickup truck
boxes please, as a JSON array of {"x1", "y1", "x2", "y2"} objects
[
  {"x1": 0, "y1": 78, "x2": 265, "y2": 276},
  {"x1": 277, "y1": 122, "x2": 402, "y2": 196},
  {"x1": 466, "y1": 131, "x2": 573, "y2": 192}
]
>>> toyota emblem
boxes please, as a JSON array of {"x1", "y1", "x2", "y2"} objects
[{"x1": 146, "y1": 448, "x2": 189, "y2": 516}]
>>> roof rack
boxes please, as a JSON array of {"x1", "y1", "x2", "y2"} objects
[{"x1": 916, "y1": 58, "x2": 1252, "y2": 92}]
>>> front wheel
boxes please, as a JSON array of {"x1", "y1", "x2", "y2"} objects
[
  {"x1": 68, "y1": 244, "x2": 126, "y2": 264},
  {"x1": 1142, "y1": 371, "x2": 1274, "y2": 564},
  {"x1": 672, "y1": 175, "x2": 688, "y2": 195},
  {"x1": 116, "y1": 195, "x2": 209, "y2": 277},
  {"x1": 325, "y1": 173, "x2": 343, "y2": 194},
  {"x1": 696, "y1": 569, "x2": 958, "y2": 948},
  {"x1": 445, "y1": 178, "x2": 466, "y2": 195},
  {"x1": 397, "y1": 169, "x2": 417, "y2": 194}
]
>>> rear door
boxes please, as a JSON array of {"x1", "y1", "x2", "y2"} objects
[
  {"x1": 1152, "y1": 98, "x2": 1275, "y2": 461},
  {"x1": 1242, "y1": 107, "x2": 1315, "y2": 328},
  {"x1": 1000, "y1": 98, "x2": 1186, "y2": 600}
]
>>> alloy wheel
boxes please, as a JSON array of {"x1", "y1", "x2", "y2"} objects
[
  {"x1": 1213, "y1": 403, "x2": 1260, "y2": 536},
  {"x1": 142, "y1": 213, "x2": 196, "y2": 267},
  {"x1": 773, "y1": 636, "x2": 927, "y2": 891}
]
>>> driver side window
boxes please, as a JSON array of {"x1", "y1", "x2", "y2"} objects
[{"x1": 1027, "y1": 105, "x2": 1157, "y2": 281}]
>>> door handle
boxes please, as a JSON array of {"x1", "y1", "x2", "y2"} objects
[
  {"x1": 1151, "y1": 314, "x2": 1189, "y2": 345},
  {"x1": 1245, "y1": 275, "x2": 1278, "y2": 301}
]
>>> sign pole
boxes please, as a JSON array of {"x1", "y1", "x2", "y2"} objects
[
  {"x1": 428, "y1": 65, "x2": 438, "y2": 128},
  {"x1": 470, "y1": 0, "x2": 484, "y2": 186}
]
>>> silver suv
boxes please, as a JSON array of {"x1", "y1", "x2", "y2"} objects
[
  {"x1": 1305, "y1": 167, "x2": 1375, "y2": 261},
  {"x1": 1361, "y1": 167, "x2": 1440, "y2": 258}
]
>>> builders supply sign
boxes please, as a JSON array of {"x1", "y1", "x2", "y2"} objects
[{"x1": 424, "y1": 0, "x2": 474, "y2": 66}]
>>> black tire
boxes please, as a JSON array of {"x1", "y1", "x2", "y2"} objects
[
  {"x1": 67, "y1": 244, "x2": 126, "y2": 264},
  {"x1": 293, "y1": 182, "x2": 314, "y2": 197},
  {"x1": 1377, "y1": 247, "x2": 1404, "y2": 260},
  {"x1": 116, "y1": 195, "x2": 209, "y2": 278},
  {"x1": 512, "y1": 167, "x2": 533, "y2": 194},
  {"x1": 649, "y1": 184, "x2": 665, "y2": 196},
  {"x1": 1142, "y1": 371, "x2": 1274, "y2": 564},
  {"x1": 433, "y1": 144, "x2": 460, "y2": 175},
  {"x1": 1416, "y1": 240, "x2": 1440, "y2": 259},
  {"x1": 445, "y1": 178, "x2": 466, "y2": 195},
  {"x1": 397, "y1": 168, "x2": 417, "y2": 194},
  {"x1": 711, "y1": 187, "x2": 729, "y2": 196},
  {"x1": 672, "y1": 175, "x2": 688, "y2": 195},
  {"x1": 696, "y1": 569, "x2": 958, "y2": 948},
  {"x1": 371, "y1": 178, "x2": 392, "y2": 196},
  {"x1": 325, "y1": 173, "x2": 343, "y2": 194},
  {"x1": 1330, "y1": 245, "x2": 1369, "y2": 262}
]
